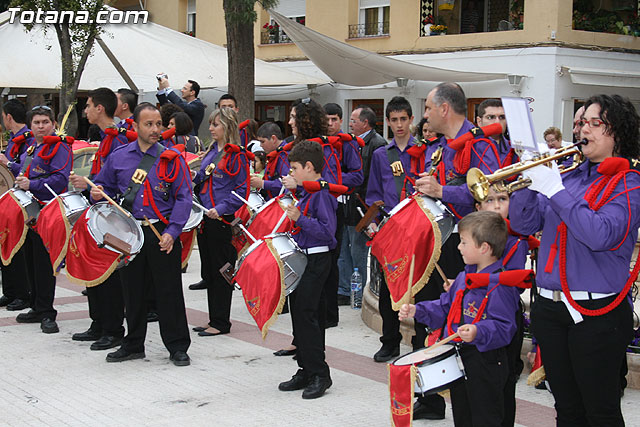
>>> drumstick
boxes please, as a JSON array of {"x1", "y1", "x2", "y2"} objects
[
  {"x1": 231, "y1": 190, "x2": 252, "y2": 208},
  {"x1": 269, "y1": 199, "x2": 297, "y2": 235},
  {"x1": 82, "y1": 175, "x2": 132, "y2": 218},
  {"x1": 435, "y1": 262, "x2": 448, "y2": 284},
  {"x1": 44, "y1": 183, "x2": 70, "y2": 209},
  {"x1": 423, "y1": 332, "x2": 460, "y2": 355},
  {"x1": 143, "y1": 215, "x2": 163, "y2": 240},
  {"x1": 192, "y1": 200, "x2": 223, "y2": 222},
  {"x1": 278, "y1": 178, "x2": 286, "y2": 196}
]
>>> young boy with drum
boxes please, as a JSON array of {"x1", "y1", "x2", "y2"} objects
[
  {"x1": 399, "y1": 211, "x2": 528, "y2": 427},
  {"x1": 278, "y1": 140, "x2": 337, "y2": 400}
]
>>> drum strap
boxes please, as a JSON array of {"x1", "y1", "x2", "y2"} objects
[
  {"x1": 19, "y1": 146, "x2": 37, "y2": 176},
  {"x1": 385, "y1": 145, "x2": 405, "y2": 201},
  {"x1": 121, "y1": 144, "x2": 161, "y2": 212}
]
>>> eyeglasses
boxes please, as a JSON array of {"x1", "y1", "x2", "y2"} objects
[
  {"x1": 31, "y1": 105, "x2": 52, "y2": 111},
  {"x1": 578, "y1": 118, "x2": 606, "y2": 128}
]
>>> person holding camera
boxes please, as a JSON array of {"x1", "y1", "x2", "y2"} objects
[{"x1": 156, "y1": 74, "x2": 205, "y2": 137}]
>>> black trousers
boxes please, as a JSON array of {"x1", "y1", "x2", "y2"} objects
[
  {"x1": 120, "y1": 225, "x2": 190, "y2": 355},
  {"x1": 450, "y1": 345, "x2": 509, "y2": 427},
  {"x1": 530, "y1": 295, "x2": 632, "y2": 427},
  {"x1": 1, "y1": 245, "x2": 30, "y2": 300},
  {"x1": 325, "y1": 208, "x2": 344, "y2": 325},
  {"x1": 290, "y1": 251, "x2": 331, "y2": 378},
  {"x1": 86, "y1": 273, "x2": 125, "y2": 337},
  {"x1": 24, "y1": 229, "x2": 56, "y2": 320},
  {"x1": 503, "y1": 300, "x2": 524, "y2": 427},
  {"x1": 199, "y1": 216, "x2": 236, "y2": 332}
]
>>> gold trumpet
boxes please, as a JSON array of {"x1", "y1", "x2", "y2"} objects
[{"x1": 467, "y1": 140, "x2": 586, "y2": 202}]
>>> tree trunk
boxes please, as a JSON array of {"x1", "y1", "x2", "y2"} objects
[{"x1": 223, "y1": 0, "x2": 255, "y2": 122}]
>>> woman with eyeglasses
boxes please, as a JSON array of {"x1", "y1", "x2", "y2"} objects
[{"x1": 509, "y1": 94, "x2": 640, "y2": 426}]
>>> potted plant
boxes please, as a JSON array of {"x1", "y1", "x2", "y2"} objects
[
  {"x1": 262, "y1": 22, "x2": 280, "y2": 43},
  {"x1": 422, "y1": 14, "x2": 435, "y2": 35},
  {"x1": 430, "y1": 24, "x2": 448, "y2": 35}
]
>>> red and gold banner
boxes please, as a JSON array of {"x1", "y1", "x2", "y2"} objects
[
  {"x1": 35, "y1": 197, "x2": 71, "y2": 275},
  {"x1": 235, "y1": 238, "x2": 286, "y2": 339},
  {"x1": 370, "y1": 195, "x2": 442, "y2": 310},
  {"x1": 527, "y1": 345, "x2": 546, "y2": 386},
  {"x1": 231, "y1": 204, "x2": 252, "y2": 253},
  {"x1": 0, "y1": 191, "x2": 29, "y2": 266},
  {"x1": 388, "y1": 363, "x2": 417, "y2": 427},
  {"x1": 180, "y1": 229, "x2": 197, "y2": 269},
  {"x1": 65, "y1": 212, "x2": 121, "y2": 287},
  {"x1": 246, "y1": 198, "x2": 292, "y2": 241}
]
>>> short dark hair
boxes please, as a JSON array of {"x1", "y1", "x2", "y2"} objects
[
  {"x1": 432, "y1": 82, "x2": 467, "y2": 116},
  {"x1": 288, "y1": 139, "x2": 324, "y2": 173},
  {"x1": 583, "y1": 94, "x2": 640, "y2": 160},
  {"x1": 385, "y1": 96, "x2": 412, "y2": 119},
  {"x1": 117, "y1": 88, "x2": 138, "y2": 112},
  {"x1": 170, "y1": 111, "x2": 193, "y2": 136},
  {"x1": 88, "y1": 87, "x2": 118, "y2": 118},
  {"x1": 133, "y1": 102, "x2": 160, "y2": 123},
  {"x1": 292, "y1": 98, "x2": 328, "y2": 141},
  {"x1": 27, "y1": 106, "x2": 55, "y2": 126},
  {"x1": 2, "y1": 99, "x2": 27, "y2": 124},
  {"x1": 160, "y1": 103, "x2": 183, "y2": 128},
  {"x1": 257, "y1": 121, "x2": 283, "y2": 140},
  {"x1": 356, "y1": 106, "x2": 377, "y2": 129},
  {"x1": 219, "y1": 93, "x2": 237, "y2": 108},
  {"x1": 458, "y1": 211, "x2": 507, "y2": 258},
  {"x1": 415, "y1": 117, "x2": 429, "y2": 138},
  {"x1": 187, "y1": 80, "x2": 200, "y2": 97},
  {"x1": 477, "y1": 98, "x2": 502, "y2": 118},
  {"x1": 323, "y1": 103, "x2": 342, "y2": 119}
]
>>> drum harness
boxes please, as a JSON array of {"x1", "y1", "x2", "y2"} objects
[{"x1": 121, "y1": 142, "x2": 162, "y2": 222}]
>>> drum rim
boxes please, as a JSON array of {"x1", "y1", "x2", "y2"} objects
[
  {"x1": 392, "y1": 344, "x2": 457, "y2": 367},
  {"x1": 183, "y1": 208, "x2": 204, "y2": 232},
  {"x1": 86, "y1": 201, "x2": 144, "y2": 254},
  {"x1": 414, "y1": 377, "x2": 464, "y2": 397}
]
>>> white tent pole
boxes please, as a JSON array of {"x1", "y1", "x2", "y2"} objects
[{"x1": 95, "y1": 36, "x2": 139, "y2": 92}]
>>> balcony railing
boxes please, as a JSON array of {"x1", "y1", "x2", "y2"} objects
[
  {"x1": 260, "y1": 29, "x2": 293, "y2": 44},
  {"x1": 348, "y1": 22, "x2": 390, "y2": 38}
]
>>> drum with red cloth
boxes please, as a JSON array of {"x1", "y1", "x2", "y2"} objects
[
  {"x1": 392, "y1": 344, "x2": 465, "y2": 395},
  {"x1": 71, "y1": 140, "x2": 98, "y2": 178},
  {"x1": 0, "y1": 163, "x2": 14, "y2": 197}
]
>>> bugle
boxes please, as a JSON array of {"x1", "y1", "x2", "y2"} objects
[{"x1": 467, "y1": 139, "x2": 586, "y2": 202}]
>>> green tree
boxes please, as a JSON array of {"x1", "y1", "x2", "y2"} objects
[
  {"x1": 223, "y1": 0, "x2": 278, "y2": 121},
  {"x1": 9, "y1": 0, "x2": 104, "y2": 133}
]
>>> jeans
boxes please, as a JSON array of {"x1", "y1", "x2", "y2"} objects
[{"x1": 337, "y1": 225, "x2": 369, "y2": 297}]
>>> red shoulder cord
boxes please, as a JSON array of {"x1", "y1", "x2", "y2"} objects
[
  {"x1": 502, "y1": 219, "x2": 540, "y2": 266},
  {"x1": 452, "y1": 136, "x2": 498, "y2": 175},
  {"x1": 289, "y1": 195, "x2": 313, "y2": 236},
  {"x1": 266, "y1": 147, "x2": 285, "y2": 179},
  {"x1": 446, "y1": 270, "x2": 534, "y2": 341},
  {"x1": 434, "y1": 160, "x2": 464, "y2": 220},
  {"x1": 27, "y1": 136, "x2": 74, "y2": 177},
  {"x1": 142, "y1": 145, "x2": 186, "y2": 225},
  {"x1": 90, "y1": 129, "x2": 117, "y2": 176},
  {"x1": 553, "y1": 158, "x2": 640, "y2": 316},
  {"x1": 9, "y1": 131, "x2": 32, "y2": 159},
  {"x1": 308, "y1": 136, "x2": 343, "y2": 185},
  {"x1": 123, "y1": 118, "x2": 134, "y2": 131}
]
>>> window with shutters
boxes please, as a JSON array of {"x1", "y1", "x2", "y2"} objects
[{"x1": 349, "y1": 0, "x2": 390, "y2": 38}]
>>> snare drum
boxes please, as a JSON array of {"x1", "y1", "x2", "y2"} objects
[
  {"x1": 183, "y1": 198, "x2": 204, "y2": 232},
  {"x1": 0, "y1": 163, "x2": 14, "y2": 197},
  {"x1": 382, "y1": 194, "x2": 454, "y2": 245},
  {"x1": 246, "y1": 191, "x2": 266, "y2": 216},
  {"x1": 12, "y1": 189, "x2": 41, "y2": 224},
  {"x1": 392, "y1": 344, "x2": 465, "y2": 395},
  {"x1": 55, "y1": 191, "x2": 90, "y2": 225},
  {"x1": 86, "y1": 202, "x2": 144, "y2": 268},
  {"x1": 236, "y1": 233, "x2": 307, "y2": 295}
]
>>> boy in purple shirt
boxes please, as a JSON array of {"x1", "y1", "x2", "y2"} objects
[
  {"x1": 400, "y1": 211, "x2": 522, "y2": 426},
  {"x1": 278, "y1": 140, "x2": 337, "y2": 400}
]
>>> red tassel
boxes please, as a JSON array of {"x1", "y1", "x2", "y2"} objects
[{"x1": 448, "y1": 123, "x2": 503, "y2": 151}]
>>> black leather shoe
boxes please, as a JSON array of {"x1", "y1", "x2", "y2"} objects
[
  {"x1": 6, "y1": 299, "x2": 30, "y2": 311},
  {"x1": 0, "y1": 295, "x2": 14, "y2": 307},
  {"x1": 302, "y1": 375, "x2": 332, "y2": 399},
  {"x1": 106, "y1": 347, "x2": 145, "y2": 363},
  {"x1": 170, "y1": 351, "x2": 191, "y2": 366},
  {"x1": 192, "y1": 326, "x2": 206, "y2": 332},
  {"x1": 72, "y1": 328, "x2": 102, "y2": 341},
  {"x1": 81, "y1": 289, "x2": 88, "y2": 296},
  {"x1": 90, "y1": 336, "x2": 122, "y2": 351},
  {"x1": 41, "y1": 318, "x2": 59, "y2": 334},
  {"x1": 373, "y1": 346, "x2": 400, "y2": 362},
  {"x1": 146, "y1": 311, "x2": 159, "y2": 323},
  {"x1": 278, "y1": 370, "x2": 310, "y2": 391},
  {"x1": 337, "y1": 294, "x2": 351, "y2": 306},
  {"x1": 189, "y1": 280, "x2": 207, "y2": 290},
  {"x1": 16, "y1": 309, "x2": 39, "y2": 323},
  {"x1": 413, "y1": 400, "x2": 445, "y2": 420},
  {"x1": 273, "y1": 348, "x2": 297, "y2": 357}
]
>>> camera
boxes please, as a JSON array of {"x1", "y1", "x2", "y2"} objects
[{"x1": 156, "y1": 73, "x2": 168, "y2": 81}]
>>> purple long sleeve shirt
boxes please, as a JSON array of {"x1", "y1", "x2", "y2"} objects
[
  {"x1": 193, "y1": 143, "x2": 249, "y2": 216},
  {"x1": 509, "y1": 160, "x2": 640, "y2": 294},
  {"x1": 366, "y1": 136, "x2": 423, "y2": 210},
  {"x1": 338, "y1": 135, "x2": 364, "y2": 190},
  {"x1": 263, "y1": 142, "x2": 290, "y2": 200},
  {"x1": 7, "y1": 125, "x2": 35, "y2": 176},
  {"x1": 414, "y1": 260, "x2": 520, "y2": 352},
  {"x1": 22, "y1": 137, "x2": 72, "y2": 202},
  {"x1": 93, "y1": 141, "x2": 192, "y2": 241},
  {"x1": 291, "y1": 181, "x2": 338, "y2": 250}
]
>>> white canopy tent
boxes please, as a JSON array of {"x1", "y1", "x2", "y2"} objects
[
  {"x1": 269, "y1": 10, "x2": 508, "y2": 86},
  {"x1": 0, "y1": 9, "x2": 329, "y2": 93}
]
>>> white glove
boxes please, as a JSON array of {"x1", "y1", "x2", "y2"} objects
[{"x1": 522, "y1": 162, "x2": 564, "y2": 198}]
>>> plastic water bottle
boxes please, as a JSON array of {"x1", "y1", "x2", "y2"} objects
[{"x1": 351, "y1": 268, "x2": 362, "y2": 309}]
